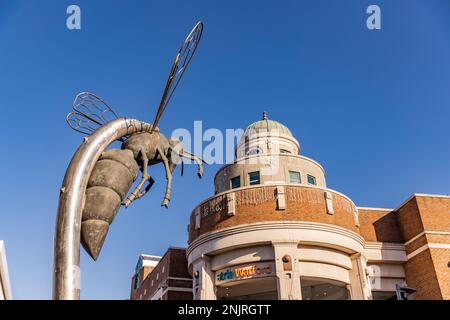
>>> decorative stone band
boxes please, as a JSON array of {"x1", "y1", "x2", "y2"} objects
[
  {"x1": 404, "y1": 231, "x2": 450, "y2": 246},
  {"x1": 188, "y1": 184, "x2": 359, "y2": 243},
  {"x1": 364, "y1": 242, "x2": 406, "y2": 250},
  {"x1": 406, "y1": 243, "x2": 450, "y2": 260},
  {"x1": 364, "y1": 242, "x2": 407, "y2": 263},
  {"x1": 186, "y1": 221, "x2": 366, "y2": 267}
]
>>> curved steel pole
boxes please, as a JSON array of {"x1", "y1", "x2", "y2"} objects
[{"x1": 53, "y1": 118, "x2": 152, "y2": 300}]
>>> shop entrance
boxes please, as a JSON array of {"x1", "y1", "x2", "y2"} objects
[
  {"x1": 217, "y1": 277, "x2": 278, "y2": 300},
  {"x1": 300, "y1": 277, "x2": 350, "y2": 300}
]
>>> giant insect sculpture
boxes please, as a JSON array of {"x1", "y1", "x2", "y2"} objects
[{"x1": 60, "y1": 21, "x2": 205, "y2": 264}]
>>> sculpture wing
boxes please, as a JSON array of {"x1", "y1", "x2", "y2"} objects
[
  {"x1": 150, "y1": 21, "x2": 203, "y2": 132},
  {"x1": 66, "y1": 92, "x2": 120, "y2": 136}
]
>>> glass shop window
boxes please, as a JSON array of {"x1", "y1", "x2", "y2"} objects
[
  {"x1": 307, "y1": 174, "x2": 316, "y2": 185},
  {"x1": 301, "y1": 278, "x2": 350, "y2": 300},
  {"x1": 289, "y1": 171, "x2": 301, "y2": 184},
  {"x1": 231, "y1": 176, "x2": 241, "y2": 189},
  {"x1": 248, "y1": 171, "x2": 260, "y2": 186}
]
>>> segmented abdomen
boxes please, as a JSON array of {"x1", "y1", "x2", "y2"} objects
[{"x1": 80, "y1": 149, "x2": 138, "y2": 260}]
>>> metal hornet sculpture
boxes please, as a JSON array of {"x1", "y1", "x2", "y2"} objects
[{"x1": 53, "y1": 21, "x2": 204, "y2": 299}]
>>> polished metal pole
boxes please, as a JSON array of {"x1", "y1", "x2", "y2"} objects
[{"x1": 53, "y1": 118, "x2": 152, "y2": 300}]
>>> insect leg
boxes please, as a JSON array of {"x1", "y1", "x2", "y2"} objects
[
  {"x1": 180, "y1": 150, "x2": 204, "y2": 178},
  {"x1": 122, "y1": 150, "x2": 151, "y2": 207},
  {"x1": 156, "y1": 146, "x2": 173, "y2": 208},
  {"x1": 135, "y1": 177, "x2": 155, "y2": 200}
]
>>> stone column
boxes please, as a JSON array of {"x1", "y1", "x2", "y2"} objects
[
  {"x1": 349, "y1": 253, "x2": 372, "y2": 300},
  {"x1": 192, "y1": 255, "x2": 216, "y2": 300},
  {"x1": 272, "y1": 241, "x2": 302, "y2": 300}
]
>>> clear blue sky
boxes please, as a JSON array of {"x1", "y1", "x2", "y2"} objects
[{"x1": 0, "y1": 0, "x2": 449, "y2": 299}]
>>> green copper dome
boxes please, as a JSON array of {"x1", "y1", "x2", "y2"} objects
[{"x1": 243, "y1": 112, "x2": 293, "y2": 137}]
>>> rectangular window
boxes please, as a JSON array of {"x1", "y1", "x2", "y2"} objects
[
  {"x1": 289, "y1": 171, "x2": 301, "y2": 184},
  {"x1": 231, "y1": 176, "x2": 241, "y2": 189},
  {"x1": 307, "y1": 174, "x2": 316, "y2": 185},
  {"x1": 248, "y1": 171, "x2": 260, "y2": 185}
]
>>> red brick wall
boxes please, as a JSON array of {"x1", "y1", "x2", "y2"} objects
[
  {"x1": 398, "y1": 196, "x2": 450, "y2": 300},
  {"x1": 358, "y1": 209, "x2": 403, "y2": 243},
  {"x1": 396, "y1": 197, "x2": 423, "y2": 242},
  {"x1": 416, "y1": 197, "x2": 450, "y2": 233},
  {"x1": 404, "y1": 249, "x2": 442, "y2": 300},
  {"x1": 189, "y1": 186, "x2": 358, "y2": 243},
  {"x1": 428, "y1": 247, "x2": 450, "y2": 299},
  {"x1": 169, "y1": 249, "x2": 191, "y2": 279},
  {"x1": 405, "y1": 234, "x2": 428, "y2": 255}
]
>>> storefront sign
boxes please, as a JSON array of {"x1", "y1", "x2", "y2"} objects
[{"x1": 215, "y1": 262, "x2": 275, "y2": 285}]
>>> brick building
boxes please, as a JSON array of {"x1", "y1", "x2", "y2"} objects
[
  {"x1": 134, "y1": 113, "x2": 450, "y2": 300},
  {"x1": 130, "y1": 247, "x2": 192, "y2": 300}
]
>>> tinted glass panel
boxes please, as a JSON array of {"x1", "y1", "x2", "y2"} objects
[
  {"x1": 307, "y1": 175, "x2": 316, "y2": 185},
  {"x1": 289, "y1": 171, "x2": 301, "y2": 184},
  {"x1": 231, "y1": 176, "x2": 241, "y2": 189},
  {"x1": 248, "y1": 171, "x2": 260, "y2": 185},
  {"x1": 301, "y1": 278, "x2": 349, "y2": 300}
]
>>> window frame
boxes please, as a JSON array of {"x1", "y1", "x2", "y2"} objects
[
  {"x1": 230, "y1": 176, "x2": 241, "y2": 189},
  {"x1": 307, "y1": 174, "x2": 317, "y2": 185},
  {"x1": 248, "y1": 171, "x2": 261, "y2": 186},
  {"x1": 288, "y1": 171, "x2": 301, "y2": 184}
]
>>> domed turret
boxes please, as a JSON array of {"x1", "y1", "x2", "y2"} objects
[
  {"x1": 214, "y1": 112, "x2": 325, "y2": 194},
  {"x1": 236, "y1": 112, "x2": 300, "y2": 159},
  {"x1": 243, "y1": 111, "x2": 293, "y2": 138}
]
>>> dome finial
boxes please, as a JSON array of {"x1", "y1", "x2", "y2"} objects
[{"x1": 262, "y1": 111, "x2": 268, "y2": 120}]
